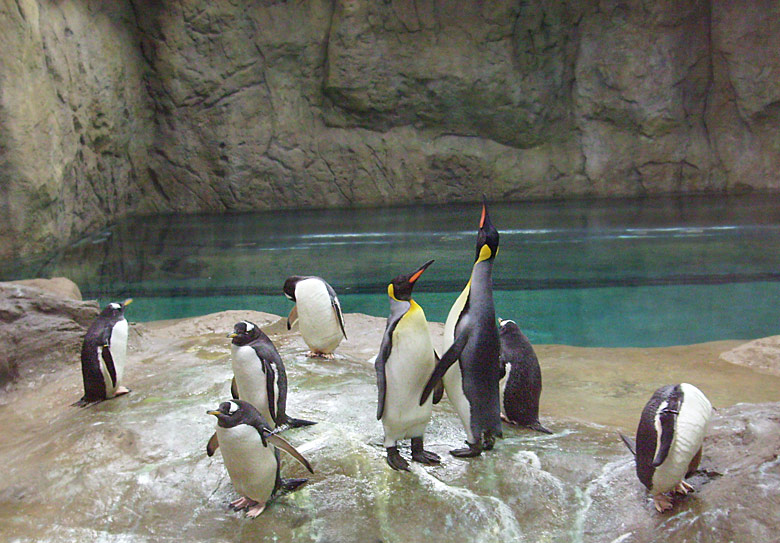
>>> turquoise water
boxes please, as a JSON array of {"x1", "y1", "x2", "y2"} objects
[{"x1": 4, "y1": 194, "x2": 780, "y2": 347}]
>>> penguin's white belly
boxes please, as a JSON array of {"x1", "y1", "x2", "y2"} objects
[
  {"x1": 231, "y1": 346, "x2": 274, "y2": 425},
  {"x1": 102, "y1": 319, "x2": 128, "y2": 398},
  {"x1": 216, "y1": 425, "x2": 277, "y2": 503},
  {"x1": 296, "y1": 280, "x2": 343, "y2": 353},
  {"x1": 382, "y1": 316, "x2": 435, "y2": 446},
  {"x1": 441, "y1": 285, "x2": 474, "y2": 442},
  {"x1": 651, "y1": 383, "x2": 712, "y2": 494}
]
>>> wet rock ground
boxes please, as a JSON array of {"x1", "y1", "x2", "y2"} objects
[{"x1": 0, "y1": 310, "x2": 778, "y2": 542}]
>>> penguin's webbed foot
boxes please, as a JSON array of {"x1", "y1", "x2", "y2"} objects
[
  {"x1": 450, "y1": 441, "x2": 482, "y2": 458},
  {"x1": 674, "y1": 480, "x2": 694, "y2": 495},
  {"x1": 306, "y1": 351, "x2": 335, "y2": 359},
  {"x1": 482, "y1": 433, "x2": 496, "y2": 451},
  {"x1": 246, "y1": 502, "x2": 267, "y2": 518},
  {"x1": 411, "y1": 437, "x2": 440, "y2": 465},
  {"x1": 652, "y1": 493, "x2": 674, "y2": 513},
  {"x1": 230, "y1": 496, "x2": 257, "y2": 510},
  {"x1": 71, "y1": 397, "x2": 100, "y2": 408},
  {"x1": 386, "y1": 446, "x2": 410, "y2": 471},
  {"x1": 114, "y1": 386, "x2": 131, "y2": 397}
]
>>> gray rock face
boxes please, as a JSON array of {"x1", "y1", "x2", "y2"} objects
[
  {"x1": 0, "y1": 278, "x2": 98, "y2": 386},
  {"x1": 2, "y1": 1, "x2": 779, "y2": 259}
]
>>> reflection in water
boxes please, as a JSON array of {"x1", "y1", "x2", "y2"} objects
[{"x1": 3, "y1": 194, "x2": 780, "y2": 346}]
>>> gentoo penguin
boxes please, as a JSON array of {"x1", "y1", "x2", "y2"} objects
[
  {"x1": 283, "y1": 275, "x2": 347, "y2": 358},
  {"x1": 375, "y1": 259, "x2": 443, "y2": 471},
  {"x1": 72, "y1": 299, "x2": 133, "y2": 407},
  {"x1": 498, "y1": 318, "x2": 551, "y2": 434},
  {"x1": 207, "y1": 321, "x2": 314, "y2": 457},
  {"x1": 420, "y1": 198, "x2": 502, "y2": 457},
  {"x1": 621, "y1": 383, "x2": 713, "y2": 512},
  {"x1": 207, "y1": 400, "x2": 314, "y2": 518}
]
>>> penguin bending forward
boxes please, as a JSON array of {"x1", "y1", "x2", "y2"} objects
[
  {"x1": 621, "y1": 383, "x2": 713, "y2": 512},
  {"x1": 420, "y1": 198, "x2": 503, "y2": 457},
  {"x1": 208, "y1": 400, "x2": 314, "y2": 518},
  {"x1": 72, "y1": 299, "x2": 133, "y2": 407},
  {"x1": 375, "y1": 260, "x2": 443, "y2": 471},
  {"x1": 207, "y1": 321, "x2": 315, "y2": 457},
  {"x1": 498, "y1": 319, "x2": 551, "y2": 434},
  {"x1": 284, "y1": 275, "x2": 347, "y2": 358}
]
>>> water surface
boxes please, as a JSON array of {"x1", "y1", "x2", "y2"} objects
[{"x1": 4, "y1": 194, "x2": 779, "y2": 347}]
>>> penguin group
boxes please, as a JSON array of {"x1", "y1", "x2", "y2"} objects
[{"x1": 71, "y1": 197, "x2": 715, "y2": 517}]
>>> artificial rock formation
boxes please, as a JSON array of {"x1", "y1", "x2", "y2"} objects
[{"x1": 1, "y1": 0, "x2": 779, "y2": 259}]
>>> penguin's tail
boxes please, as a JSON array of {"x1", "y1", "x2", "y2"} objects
[
  {"x1": 528, "y1": 421, "x2": 553, "y2": 435},
  {"x1": 284, "y1": 416, "x2": 317, "y2": 429},
  {"x1": 280, "y1": 478, "x2": 308, "y2": 494},
  {"x1": 618, "y1": 432, "x2": 636, "y2": 456}
]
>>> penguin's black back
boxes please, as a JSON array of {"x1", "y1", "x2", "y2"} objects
[
  {"x1": 635, "y1": 384, "x2": 680, "y2": 489},
  {"x1": 78, "y1": 311, "x2": 124, "y2": 402},
  {"x1": 500, "y1": 323, "x2": 543, "y2": 426}
]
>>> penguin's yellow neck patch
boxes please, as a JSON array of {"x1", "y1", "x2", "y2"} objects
[
  {"x1": 477, "y1": 244, "x2": 494, "y2": 262},
  {"x1": 388, "y1": 283, "x2": 397, "y2": 301}
]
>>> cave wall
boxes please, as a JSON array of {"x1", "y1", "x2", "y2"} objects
[{"x1": 1, "y1": 0, "x2": 779, "y2": 260}]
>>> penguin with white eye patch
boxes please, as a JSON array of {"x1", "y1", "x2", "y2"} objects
[
  {"x1": 72, "y1": 299, "x2": 133, "y2": 407},
  {"x1": 621, "y1": 383, "x2": 713, "y2": 512},
  {"x1": 206, "y1": 321, "x2": 315, "y2": 456},
  {"x1": 283, "y1": 275, "x2": 347, "y2": 358},
  {"x1": 207, "y1": 399, "x2": 313, "y2": 518}
]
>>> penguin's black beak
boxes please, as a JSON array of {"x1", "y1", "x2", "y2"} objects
[{"x1": 408, "y1": 259, "x2": 434, "y2": 284}]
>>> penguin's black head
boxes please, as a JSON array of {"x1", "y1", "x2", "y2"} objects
[
  {"x1": 228, "y1": 321, "x2": 262, "y2": 345},
  {"x1": 207, "y1": 400, "x2": 257, "y2": 429},
  {"x1": 498, "y1": 318, "x2": 519, "y2": 336},
  {"x1": 283, "y1": 276, "x2": 304, "y2": 301},
  {"x1": 475, "y1": 197, "x2": 499, "y2": 263},
  {"x1": 99, "y1": 298, "x2": 132, "y2": 320},
  {"x1": 388, "y1": 260, "x2": 434, "y2": 302}
]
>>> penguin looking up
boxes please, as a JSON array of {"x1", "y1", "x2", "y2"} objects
[
  {"x1": 621, "y1": 383, "x2": 713, "y2": 512},
  {"x1": 375, "y1": 259, "x2": 443, "y2": 471},
  {"x1": 420, "y1": 198, "x2": 503, "y2": 457},
  {"x1": 207, "y1": 321, "x2": 315, "y2": 457},
  {"x1": 72, "y1": 299, "x2": 133, "y2": 407},
  {"x1": 498, "y1": 318, "x2": 551, "y2": 434},
  {"x1": 207, "y1": 400, "x2": 314, "y2": 518},
  {"x1": 283, "y1": 275, "x2": 347, "y2": 358}
]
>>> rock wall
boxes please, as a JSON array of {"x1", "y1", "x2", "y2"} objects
[{"x1": 1, "y1": 0, "x2": 779, "y2": 259}]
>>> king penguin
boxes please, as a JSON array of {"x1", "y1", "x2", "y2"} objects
[
  {"x1": 207, "y1": 321, "x2": 314, "y2": 457},
  {"x1": 375, "y1": 259, "x2": 443, "y2": 471},
  {"x1": 284, "y1": 275, "x2": 347, "y2": 358},
  {"x1": 420, "y1": 198, "x2": 503, "y2": 457},
  {"x1": 498, "y1": 318, "x2": 551, "y2": 434},
  {"x1": 207, "y1": 399, "x2": 314, "y2": 518},
  {"x1": 620, "y1": 383, "x2": 713, "y2": 512},
  {"x1": 72, "y1": 299, "x2": 133, "y2": 407}
]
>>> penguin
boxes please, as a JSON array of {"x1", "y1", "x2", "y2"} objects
[
  {"x1": 207, "y1": 321, "x2": 314, "y2": 457},
  {"x1": 498, "y1": 318, "x2": 551, "y2": 434},
  {"x1": 375, "y1": 259, "x2": 444, "y2": 471},
  {"x1": 207, "y1": 399, "x2": 314, "y2": 518},
  {"x1": 283, "y1": 275, "x2": 347, "y2": 358},
  {"x1": 620, "y1": 383, "x2": 713, "y2": 512},
  {"x1": 420, "y1": 198, "x2": 503, "y2": 457},
  {"x1": 72, "y1": 299, "x2": 133, "y2": 407}
]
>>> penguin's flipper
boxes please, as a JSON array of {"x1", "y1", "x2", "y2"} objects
[
  {"x1": 287, "y1": 305, "x2": 299, "y2": 330},
  {"x1": 230, "y1": 376, "x2": 239, "y2": 400},
  {"x1": 279, "y1": 478, "x2": 308, "y2": 494},
  {"x1": 100, "y1": 345, "x2": 118, "y2": 388},
  {"x1": 375, "y1": 308, "x2": 404, "y2": 420},
  {"x1": 432, "y1": 351, "x2": 444, "y2": 404},
  {"x1": 267, "y1": 434, "x2": 314, "y2": 473},
  {"x1": 652, "y1": 406, "x2": 678, "y2": 467},
  {"x1": 262, "y1": 359, "x2": 277, "y2": 423},
  {"x1": 419, "y1": 329, "x2": 470, "y2": 405},
  {"x1": 206, "y1": 431, "x2": 220, "y2": 456},
  {"x1": 326, "y1": 282, "x2": 348, "y2": 340},
  {"x1": 285, "y1": 416, "x2": 317, "y2": 428},
  {"x1": 618, "y1": 432, "x2": 636, "y2": 456}
]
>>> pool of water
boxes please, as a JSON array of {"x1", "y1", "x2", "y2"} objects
[{"x1": 3, "y1": 194, "x2": 780, "y2": 347}]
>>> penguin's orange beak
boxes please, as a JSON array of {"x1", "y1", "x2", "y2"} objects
[
  {"x1": 122, "y1": 298, "x2": 133, "y2": 307},
  {"x1": 409, "y1": 259, "x2": 435, "y2": 284}
]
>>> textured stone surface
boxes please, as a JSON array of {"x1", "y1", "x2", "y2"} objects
[
  {"x1": 1, "y1": 0, "x2": 779, "y2": 260},
  {"x1": 720, "y1": 335, "x2": 780, "y2": 377},
  {"x1": 0, "y1": 279, "x2": 98, "y2": 385}
]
